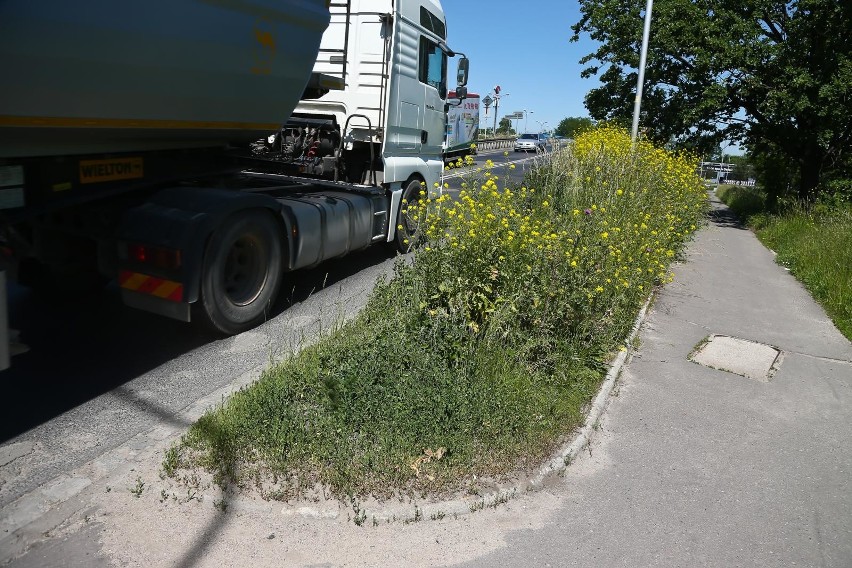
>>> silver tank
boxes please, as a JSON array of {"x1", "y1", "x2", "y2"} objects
[{"x1": 0, "y1": 0, "x2": 330, "y2": 157}]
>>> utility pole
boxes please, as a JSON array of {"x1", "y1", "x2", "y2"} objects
[
  {"x1": 631, "y1": 0, "x2": 653, "y2": 143},
  {"x1": 492, "y1": 85, "x2": 501, "y2": 136},
  {"x1": 481, "y1": 95, "x2": 493, "y2": 137},
  {"x1": 491, "y1": 86, "x2": 508, "y2": 135},
  {"x1": 493, "y1": 96, "x2": 498, "y2": 135}
]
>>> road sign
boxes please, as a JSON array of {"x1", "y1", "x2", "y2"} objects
[{"x1": 482, "y1": 95, "x2": 493, "y2": 108}]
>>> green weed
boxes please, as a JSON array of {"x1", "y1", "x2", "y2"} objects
[
  {"x1": 716, "y1": 185, "x2": 765, "y2": 218},
  {"x1": 130, "y1": 476, "x2": 145, "y2": 498}
]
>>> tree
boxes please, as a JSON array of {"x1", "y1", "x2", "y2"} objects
[
  {"x1": 555, "y1": 116, "x2": 595, "y2": 139},
  {"x1": 497, "y1": 117, "x2": 515, "y2": 135},
  {"x1": 707, "y1": 144, "x2": 724, "y2": 163},
  {"x1": 571, "y1": 0, "x2": 852, "y2": 200},
  {"x1": 726, "y1": 154, "x2": 755, "y2": 181}
]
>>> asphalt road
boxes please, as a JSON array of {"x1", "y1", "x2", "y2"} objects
[
  {"x1": 0, "y1": 144, "x2": 552, "y2": 510},
  {"x1": 442, "y1": 144, "x2": 546, "y2": 193}
]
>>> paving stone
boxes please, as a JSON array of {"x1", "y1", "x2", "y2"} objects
[{"x1": 690, "y1": 334, "x2": 782, "y2": 382}]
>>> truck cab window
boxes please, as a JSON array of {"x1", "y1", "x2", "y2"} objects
[
  {"x1": 419, "y1": 37, "x2": 447, "y2": 98},
  {"x1": 419, "y1": 7, "x2": 446, "y2": 39}
]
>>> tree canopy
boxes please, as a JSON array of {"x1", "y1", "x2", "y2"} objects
[
  {"x1": 555, "y1": 116, "x2": 595, "y2": 139},
  {"x1": 571, "y1": 0, "x2": 852, "y2": 200},
  {"x1": 497, "y1": 117, "x2": 516, "y2": 135}
]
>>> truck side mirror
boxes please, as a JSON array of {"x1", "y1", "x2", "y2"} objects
[
  {"x1": 456, "y1": 57, "x2": 469, "y2": 87},
  {"x1": 454, "y1": 86, "x2": 468, "y2": 100}
]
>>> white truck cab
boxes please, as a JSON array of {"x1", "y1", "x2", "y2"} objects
[{"x1": 294, "y1": 0, "x2": 461, "y2": 197}]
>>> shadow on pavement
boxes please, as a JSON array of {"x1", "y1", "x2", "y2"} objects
[
  {"x1": 109, "y1": 387, "x2": 237, "y2": 568},
  {"x1": 1, "y1": 246, "x2": 395, "y2": 443},
  {"x1": 9, "y1": 388, "x2": 234, "y2": 568},
  {"x1": 0, "y1": 284, "x2": 215, "y2": 442},
  {"x1": 708, "y1": 201, "x2": 749, "y2": 230}
]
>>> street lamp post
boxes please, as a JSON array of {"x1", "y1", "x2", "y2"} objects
[
  {"x1": 493, "y1": 95, "x2": 499, "y2": 136},
  {"x1": 524, "y1": 110, "x2": 533, "y2": 134},
  {"x1": 493, "y1": 91, "x2": 508, "y2": 135},
  {"x1": 631, "y1": 0, "x2": 654, "y2": 143}
]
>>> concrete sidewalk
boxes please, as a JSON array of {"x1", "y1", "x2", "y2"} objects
[
  {"x1": 5, "y1": 195, "x2": 850, "y2": 567},
  {"x1": 457, "y1": 194, "x2": 852, "y2": 567}
]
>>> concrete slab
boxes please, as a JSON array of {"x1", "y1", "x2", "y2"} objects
[
  {"x1": 691, "y1": 334, "x2": 782, "y2": 381},
  {"x1": 0, "y1": 442, "x2": 35, "y2": 468}
]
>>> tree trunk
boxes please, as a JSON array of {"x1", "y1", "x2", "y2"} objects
[{"x1": 798, "y1": 149, "x2": 824, "y2": 201}]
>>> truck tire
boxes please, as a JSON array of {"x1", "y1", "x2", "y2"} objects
[
  {"x1": 394, "y1": 178, "x2": 424, "y2": 253},
  {"x1": 198, "y1": 210, "x2": 283, "y2": 334}
]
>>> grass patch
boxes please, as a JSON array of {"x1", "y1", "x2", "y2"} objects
[
  {"x1": 716, "y1": 184, "x2": 765, "y2": 218},
  {"x1": 167, "y1": 127, "x2": 708, "y2": 499},
  {"x1": 718, "y1": 188, "x2": 852, "y2": 340},
  {"x1": 755, "y1": 207, "x2": 852, "y2": 340}
]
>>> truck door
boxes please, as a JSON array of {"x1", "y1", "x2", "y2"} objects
[
  {"x1": 417, "y1": 35, "x2": 447, "y2": 158},
  {"x1": 386, "y1": 13, "x2": 423, "y2": 154},
  {"x1": 385, "y1": 4, "x2": 447, "y2": 159}
]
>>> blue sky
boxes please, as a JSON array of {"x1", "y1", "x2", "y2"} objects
[{"x1": 443, "y1": 0, "x2": 601, "y2": 134}]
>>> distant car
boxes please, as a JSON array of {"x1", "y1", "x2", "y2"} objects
[
  {"x1": 551, "y1": 134, "x2": 569, "y2": 148},
  {"x1": 514, "y1": 133, "x2": 546, "y2": 152}
]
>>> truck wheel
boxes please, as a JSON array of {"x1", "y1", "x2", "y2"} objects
[
  {"x1": 394, "y1": 178, "x2": 424, "y2": 253},
  {"x1": 198, "y1": 210, "x2": 283, "y2": 334}
]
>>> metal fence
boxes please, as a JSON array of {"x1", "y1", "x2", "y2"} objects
[
  {"x1": 474, "y1": 137, "x2": 570, "y2": 152},
  {"x1": 474, "y1": 137, "x2": 516, "y2": 151}
]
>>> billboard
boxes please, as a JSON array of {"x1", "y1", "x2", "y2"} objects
[{"x1": 445, "y1": 92, "x2": 480, "y2": 155}]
